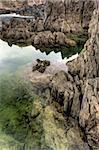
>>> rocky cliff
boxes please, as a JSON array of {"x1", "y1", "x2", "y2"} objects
[
  {"x1": 43, "y1": 6, "x2": 99, "y2": 150},
  {"x1": 24, "y1": 1, "x2": 99, "y2": 150},
  {"x1": 0, "y1": 0, "x2": 46, "y2": 9},
  {"x1": 0, "y1": 0, "x2": 95, "y2": 49},
  {"x1": 0, "y1": 1, "x2": 99, "y2": 150}
]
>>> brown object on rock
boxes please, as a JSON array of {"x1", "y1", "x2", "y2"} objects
[
  {"x1": 32, "y1": 64, "x2": 41, "y2": 72},
  {"x1": 38, "y1": 65, "x2": 46, "y2": 73},
  {"x1": 36, "y1": 59, "x2": 42, "y2": 63},
  {"x1": 32, "y1": 59, "x2": 50, "y2": 73},
  {"x1": 43, "y1": 60, "x2": 50, "y2": 66}
]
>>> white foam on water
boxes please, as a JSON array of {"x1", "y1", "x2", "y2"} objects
[
  {"x1": 66, "y1": 53, "x2": 78, "y2": 63},
  {"x1": 0, "y1": 13, "x2": 34, "y2": 19}
]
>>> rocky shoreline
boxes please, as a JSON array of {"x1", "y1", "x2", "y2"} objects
[
  {"x1": 0, "y1": 0, "x2": 99, "y2": 150},
  {"x1": 0, "y1": 0, "x2": 94, "y2": 48},
  {"x1": 23, "y1": 1, "x2": 99, "y2": 150},
  {"x1": 22, "y1": 7, "x2": 99, "y2": 148}
]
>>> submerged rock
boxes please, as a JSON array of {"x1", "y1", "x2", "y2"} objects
[
  {"x1": 43, "y1": 103, "x2": 89, "y2": 150},
  {"x1": 0, "y1": 134, "x2": 23, "y2": 150}
]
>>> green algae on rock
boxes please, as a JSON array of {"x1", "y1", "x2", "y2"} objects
[{"x1": 0, "y1": 76, "x2": 39, "y2": 143}]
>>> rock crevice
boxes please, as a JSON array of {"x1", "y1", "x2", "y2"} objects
[
  {"x1": 45, "y1": 8, "x2": 99, "y2": 149},
  {"x1": 0, "y1": 1, "x2": 99, "y2": 150}
]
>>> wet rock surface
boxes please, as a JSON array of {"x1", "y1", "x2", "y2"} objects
[{"x1": 43, "y1": 103, "x2": 90, "y2": 150}]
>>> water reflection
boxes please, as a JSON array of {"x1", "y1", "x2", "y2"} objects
[
  {"x1": 0, "y1": 39, "x2": 64, "y2": 74},
  {"x1": 0, "y1": 13, "x2": 87, "y2": 59},
  {"x1": 0, "y1": 39, "x2": 68, "y2": 150},
  {"x1": 0, "y1": 39, "x2": 79, "y2": 150}
]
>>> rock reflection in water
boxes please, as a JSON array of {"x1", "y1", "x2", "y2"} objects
[{"x1": 0, "y1": 39, "x2": 67, "y2": 75}]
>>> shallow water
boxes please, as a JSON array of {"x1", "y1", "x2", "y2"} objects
[
  {"x1": 0, "y1": 39, "x2": 51, "y2": 149},
  {"x1": 0, "y1": 35, "x2": 81, "y2": 150},
  {"x1": 0, "y1": 16, "x2": 86, "y2": 148}
]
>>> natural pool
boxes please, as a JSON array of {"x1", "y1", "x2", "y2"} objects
[
  {"x1": 0, "y1": 39, "x2": 71, "y2": 150},
  {"x1": 0, "y1": 39, "x2": 47, "y2": 150},
  {"x1": 0, "y1": 29, "x2": 87, "y2": 149},
  {"x1": 0, "y1": 13, "x2": 88, "y2": 60}
]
